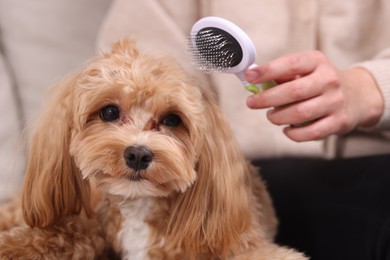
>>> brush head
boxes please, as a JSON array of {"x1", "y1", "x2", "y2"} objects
[
  {"x1": 189, "y1": 27, "x2": 243, "y2": 72},
  {"x1": 188, "y1": 16, "x2": 256, "y2": 74}
]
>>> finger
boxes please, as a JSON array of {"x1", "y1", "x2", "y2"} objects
[
  {"x1": 267, "y1": 95, "x2": 332, "y2": 126},
  {"x1": 274, "y1": 74, "x2": 303, "y2": 84},
  {"x1": 283, "y1": 115, "x2": 348, "y2": 142},
  {"x1": 247, "y1": 74, "x2": 323, "y2": 109},
  {"x1": 245, "y1": 51, "x2": 324, "y2": 84}
]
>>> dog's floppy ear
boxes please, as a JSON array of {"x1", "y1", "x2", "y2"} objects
[
  {"x1": 21, "y1": 74, "x2": 92, "y2": 228},
  {"x1": 167, "y1": 89, "x2": 253, "y2": 256}
]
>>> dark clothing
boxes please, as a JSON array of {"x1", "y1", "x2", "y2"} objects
[{"x1": 255, "y1": 154, "x2": 390, "y2": 260}]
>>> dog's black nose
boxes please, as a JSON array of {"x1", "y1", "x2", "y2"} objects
[{"x1": 124, "y1": 146, "x2": 153, "y2": 171}]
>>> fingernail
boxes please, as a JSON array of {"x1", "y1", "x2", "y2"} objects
[
  {"x1": 245, "y1": 70, "x2": 259, "y2": 82},
  {"x1": 246, "y1": 96, "x2": 255, "y2": 108}
]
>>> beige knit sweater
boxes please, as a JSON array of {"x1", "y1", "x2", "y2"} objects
[{"x1": 97, "y1": 0, "x2": 390, "y2": 159}]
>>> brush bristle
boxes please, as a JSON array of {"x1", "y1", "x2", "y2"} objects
[{"x1": 188, "y1": 27, "x2": 243, "y2": 73}]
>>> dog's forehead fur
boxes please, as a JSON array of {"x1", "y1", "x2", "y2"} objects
[{"x1": 74, "y1": 43, "x2": 206, "y2": 128}]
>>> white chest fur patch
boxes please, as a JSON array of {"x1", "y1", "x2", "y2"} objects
[{"x1": 118, "y1": 198, "x2": 153, "y2": 260}]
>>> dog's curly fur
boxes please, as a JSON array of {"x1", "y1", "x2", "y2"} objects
[{"x1": 0, "y1": 38, "x2": 307, "y2": 259}]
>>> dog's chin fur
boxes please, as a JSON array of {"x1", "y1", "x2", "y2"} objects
[{"x1": 0, "y1": 38, "x2": 307, "y2": 259}]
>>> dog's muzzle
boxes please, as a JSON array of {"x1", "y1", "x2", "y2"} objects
[{"x1": 124, "y1": 145, "x2": 153, "y2": 171}]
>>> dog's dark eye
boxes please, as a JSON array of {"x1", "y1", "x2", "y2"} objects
[
  {"x1": 161, "y1": 114, "x2": 181, "y2": 127},
  {"x1": 100, "y1": 105, "x2": 120, "y2": 122}
]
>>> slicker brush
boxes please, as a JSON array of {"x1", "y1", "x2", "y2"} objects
[{"x1": 188, "y1": 16, "x2": 276, "y2": 94}]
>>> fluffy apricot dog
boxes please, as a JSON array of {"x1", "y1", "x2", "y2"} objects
[{"x1": 0, "y1": 39, "x2": 307, "y2": 260}]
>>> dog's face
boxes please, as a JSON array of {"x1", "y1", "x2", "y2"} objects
[{"x1": 68, "y1": 40, "x2": 208, "y2": 199}]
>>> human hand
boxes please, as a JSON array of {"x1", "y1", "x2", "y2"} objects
[{"x1": 245, "y1": 51, "x2": 384, "y2": 142}]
